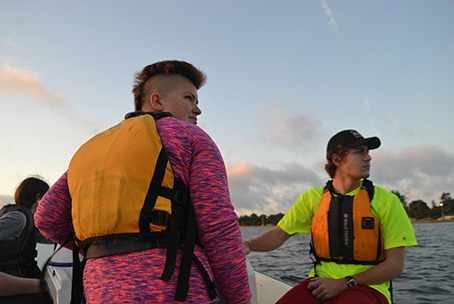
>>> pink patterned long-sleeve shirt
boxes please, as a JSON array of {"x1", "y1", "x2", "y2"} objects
[{"x1": 35, "y1": 115, "x2": 251, "y2": 303}]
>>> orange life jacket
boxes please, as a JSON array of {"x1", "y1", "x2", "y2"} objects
[{"x1": 311, "y1": 180, "x2": 385, "y2": 265}]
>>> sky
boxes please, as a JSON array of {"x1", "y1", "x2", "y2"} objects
[{"x1": 1, "y1": 0, "x2": 453, "y2": 215}]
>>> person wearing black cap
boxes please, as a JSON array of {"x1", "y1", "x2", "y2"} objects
[{"x1": 243, "y1": 129, "x2": 417, "y2": 304}]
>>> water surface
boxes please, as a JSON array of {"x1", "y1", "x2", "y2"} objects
[{"x1": 241, "y1": 222, "x2": 454, "y2": 304}]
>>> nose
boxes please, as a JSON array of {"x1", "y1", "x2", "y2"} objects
[
  {"x1": 365, "y1": 152, "x2": 372, "y2": 161},
  {"x1": 194, "y1": 104, "x2": 202, "y2": 116}
]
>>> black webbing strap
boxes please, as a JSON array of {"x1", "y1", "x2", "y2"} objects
[
  {"x1": 160, "y1": 221, "x2": 180, "y2": 282},
  {"x1": 139, "y1": 147, "x2": 169, "y2": 232},
  {"x1": 309, "y1": 240, "x2": 321, "y2": 277},
  {"x1": 39, "y1": 231, "x2": 84, "y2": 303},
  {"x1": 340, "y1": 196, "x2": 354, "y2": 261},
  {"x1": 361, "y1": 179, "x2": 374, "y2": 201},
  {"x1": 192, "y1": 255, "x2": 218, "y2": 301},
  {"x1": 82, "y1": 233, "x2": 166, "y2": 259},
  {"x1": 161, "y1": 180, "x2": 186, "y2": 283},
  {"x1": 328, "y1": 195, "x2": 343, "y2": 258},
  {"x1": 71, "y1": 240, "x2": 85, "y2": 304},
  {"x1": 174, "y1": 201, "x2": 217, "y2": 301},
  {"x1": 389, "y1": 280, "x2": 393, "y2": 303},
  {"x1": 174, "y1": 202, "x2": 197, "y2": 301}
]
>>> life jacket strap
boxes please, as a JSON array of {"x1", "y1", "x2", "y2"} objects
[
  {"x1": 150, "y1": 210, "x2": 171, "y2": 225},
  {"x1": 83, "y1": 233, "x2": 167, "y2": 259},
  {"x1": 161, "y1": 223, "x2": 180, "y2": 282},
  {"x1": 173, "y1": 200, "x2": 217, "y2": 302},
  {"x1": 139, "y1": 147, "x2": 170, "y2": 233},
  {"x1": 173, "y1": 204, "x2": 195, "y2": 301},
  {"x1": 71, "y1": 240, "x2": 85, "y2": 304},
  {"x1": 193, "y1": 255, "x2": 218, "y2": 301}
]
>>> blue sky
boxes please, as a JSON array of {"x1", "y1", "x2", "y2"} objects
[{"x1": 1, "y1": 0, "x2": 453, "y2": 215}]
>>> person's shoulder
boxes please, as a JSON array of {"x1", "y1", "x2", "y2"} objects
[
  {"x1": 372, "y1": 185, "x2": 397, "y2": 199},
  {"x1": 0, "y1": 209, "x2": 27, "y2": 225},
  {"x1": 158, "y1": 117, "x2": 205, "y2": 133},
  {"x1": 304, "y1": 186, "x2": 325, "y2": 197},
  {"x1": 296, "y1": 186, "x2": 325, "y2": 203},
  {"x1": 159, "y1": 117, "x2": 214, "y2": 144},
  {"x1": 370, "y1": 184, "x2": 402, "y2": 208},
  {"x1": 1, "y1": 205, "x2": 30, "y2": 217}
]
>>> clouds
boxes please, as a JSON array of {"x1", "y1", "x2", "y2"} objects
[
  {"x1": 227, "y1": 161, "x2": 325, "y2": 215},
  {"x1": 0, "y1": 64, "x2": 102, "y2": 136},
  {"x1": 257, "y1": 101, "x2": 323, "y2": 154},
  {"x1": 372, "y1": 145, "x2": 454, "y2": 203},
  {"x1": 227, "y1": 88, "x2": 454, "y2": 215},
  {"x1": 320, "y1": 0, "x2": 339, "y2": 33},
  {"x1": 226, "y1": 143, "x2": 454, "y2": 216},
  {"x1": 0, "y1": 1, "x2": 452, "y2": 219},
  {"x1": 0, "y1": 63, "x2": 103, "y2": 199},
  {"x1": 0, "y1": 65, "x2": 64, "y2": 106},
  {"x1": 2, "y1": 37, "x2": 17, "y2": 47}
]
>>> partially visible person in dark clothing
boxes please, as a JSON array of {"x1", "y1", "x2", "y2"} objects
[{"x1": 0, "y1": 176, "x2": 52, "y2": 304}]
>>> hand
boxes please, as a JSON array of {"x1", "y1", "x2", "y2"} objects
[
  {"x1": 306, "y1": 277, "x2": 347, "y2": 301},
  {"x1": 243, "y1": 241, "x2": 251, "y2": 255}
]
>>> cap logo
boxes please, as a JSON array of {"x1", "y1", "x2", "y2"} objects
[{"x1": 350, "y1": 130, "x2": 363, "y2": 138}]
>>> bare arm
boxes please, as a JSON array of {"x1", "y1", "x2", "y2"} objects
[
  {"x1": 243, "y1": 226, "x2": 292, "y2": 255},
  {"x1": 0, "y1": 272, "x2": 42, "y2": 296},
  {"x1": 350, "y1": 247, "x2": 405, "y2": 285},
  {"x1": 307, "y1": 247, "x2": 406, "y2": 301}
]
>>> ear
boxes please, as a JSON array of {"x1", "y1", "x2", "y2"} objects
[
  {"x1": 148, "y1": 93, "x2": 164, "y2": 112},
  {"x1": 331, "y1": 154, "x2": 342, "y2": 166}
]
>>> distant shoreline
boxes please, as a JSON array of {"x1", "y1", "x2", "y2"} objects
[
  {"x1": 411, "y1": 218, "x2": 454, "y2": 224},
  {"x1": 240, "y1": 219, "x2": 454, "y2": 228}
]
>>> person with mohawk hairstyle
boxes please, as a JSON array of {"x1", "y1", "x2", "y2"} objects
[{"x1": 36, "y1": 60, "x2": 251, "y2": 304}]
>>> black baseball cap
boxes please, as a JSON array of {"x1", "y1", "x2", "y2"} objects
[{"x1": 327, "y1": 130, "x2": 381, "y2": 156}]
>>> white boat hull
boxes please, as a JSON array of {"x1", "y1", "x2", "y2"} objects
[
  {"x1": 247, "y1": 260, "x2": 292, "y2": 304},
  {"x1": 37, "y1": 243, "x2": 292, "y2": 304}
]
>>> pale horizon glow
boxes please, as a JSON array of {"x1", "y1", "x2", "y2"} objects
[{"x1": 1, "y1": 1, "x2": 453, "y2": 215}]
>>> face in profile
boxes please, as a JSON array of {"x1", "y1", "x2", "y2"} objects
[
  {"x1": 156, "y1": 76, "x2": 202, "y2": 125},
  {"x1": 336, "y1": 145, "x2": 372, "y2": 180}
]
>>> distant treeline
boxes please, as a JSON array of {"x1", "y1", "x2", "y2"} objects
[
  {"x1": 238, "y1": 213, "x2": 284, "y2": 227},
  {"x1": 239, "y1": 191, "x2": 454, "y2": 226},
  {"x1": 392, "y1": 191, "x2": 454, "y2": 220}
]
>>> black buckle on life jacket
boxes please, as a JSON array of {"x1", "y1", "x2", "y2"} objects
[
  {"x1": 150, "y1": 210, "x2": 170, "y2": 225},
  {"x1": 174, "y1": 190, "x2": 187, "y2": 205},
  {"x1": 155, "y1": 233, "x2": 167, "y2": 248}
]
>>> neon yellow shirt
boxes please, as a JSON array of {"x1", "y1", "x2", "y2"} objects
[{"x1": 278, "y1": 182, "x2": 417, "y2": 303}]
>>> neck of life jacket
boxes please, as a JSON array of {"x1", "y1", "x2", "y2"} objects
[{"x1": 311, "y1": 179, "x2": 385, "y2": 265}]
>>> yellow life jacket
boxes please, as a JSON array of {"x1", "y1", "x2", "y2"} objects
[
  {"x1": 67, "y1": 112, "x2": 216, "y2": 302},
  {"x1": 68, "y1": 112, "x2": 177, "y2": 242},
  {"x1": 311, "y1": 180, "x2": 385, "y2": 265}
]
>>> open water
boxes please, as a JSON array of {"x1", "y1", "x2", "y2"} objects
[{"x1": 241, "y1": 222, "x2": 454, "y2": 304}]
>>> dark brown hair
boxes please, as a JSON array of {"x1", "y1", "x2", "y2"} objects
[
  {"x1": 324, "y1": 147, "x2": 350, "y2": 178},
  {"x1": 14, "y1": 176, "x2": 49, "y2": 209},
  {"x1": 132, "y1": 60, "x2": 206, "y2": 111}
]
